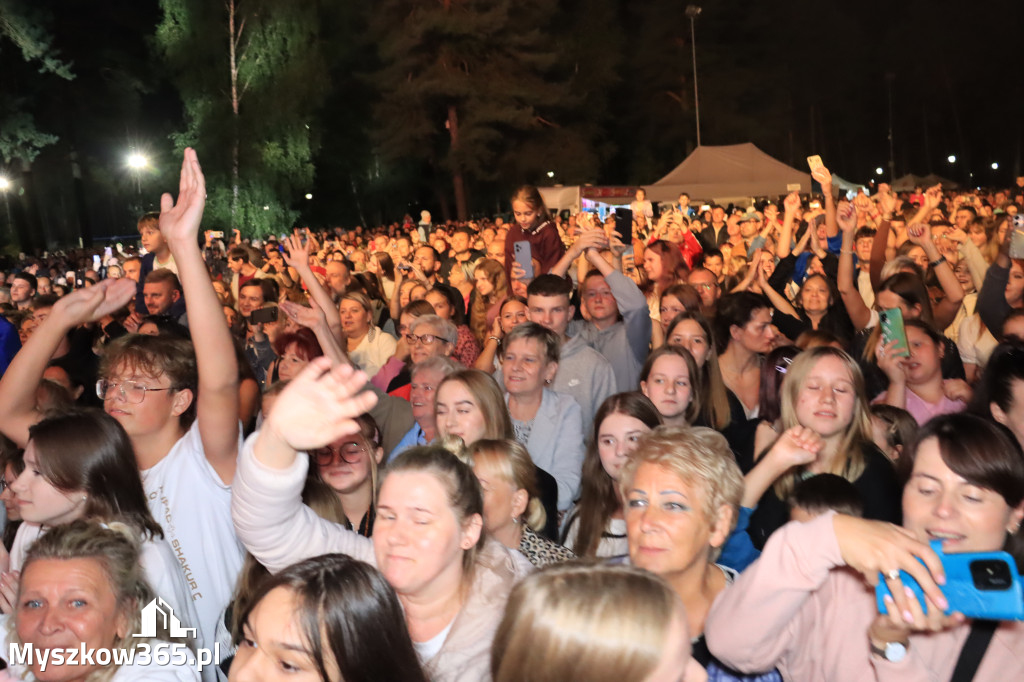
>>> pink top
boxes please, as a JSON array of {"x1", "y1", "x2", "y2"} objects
[
  {"x1": 705, "y1": 512, "x2": 1024, "y2": 681},
  {"x1": 873, "y1": 388, "x2": 966, "y2": 425}
]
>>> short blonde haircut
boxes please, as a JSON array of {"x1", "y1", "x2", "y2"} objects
[
  {"x1": 618, "y1": 425, "x2": 743, "y2": 559},
  {"x1": 491, "y1": 562, "x2": 685, "y2": 682},
  {"x1": 466, "y1": 439, "x2": 546, "y2": 532}
]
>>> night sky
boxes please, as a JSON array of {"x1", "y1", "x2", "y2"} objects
[{"x1": 1, "y1": 0, "x2": 1021, "y2": 247}]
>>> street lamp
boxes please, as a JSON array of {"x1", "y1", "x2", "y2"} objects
[
  {"x1": 305, "y1": 193, "x2": 313, "y2": 200},
  {"x1": 947, "y1": 155, "x2": 957, "y2": 164},
  {"x1": 686, "y1": 5, "x2": 703, "y2": 147},
  {"x1": 991, "y1": 162, "x2": 999, "y2": 170},
  {"x1": 875, "y1": 167, "x2": 884, "y2": 176},
  {"x1": 126, "y1": 152, "x2": 149, "y2": 195}
]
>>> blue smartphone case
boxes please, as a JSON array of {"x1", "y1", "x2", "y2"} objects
[{"x1": 875, "y1": 540, "x2": 1024, "y2": 621}]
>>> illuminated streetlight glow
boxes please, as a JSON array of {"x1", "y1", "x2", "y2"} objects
[
  {"x1": 0, "y1": 177, "x2": 9, "y2": 191},
  {"x1": 305, "y1": 193, "x2": 313, "y2": 200},
  {"x1": 947, "y1": 155, "x2": 956, "y2": 164},
  {"x1": 546, "y1": 171, "x2": 555, "y2": 178},
  {"x1": 875, "y1": 167, "x2": 884, "y2": 175},
  {"x1": 991, "y1": 162, "x2": 999, "y2": 170},
  {"x1": 127, "y1": 153, "x2": 148, "y2": 169}
]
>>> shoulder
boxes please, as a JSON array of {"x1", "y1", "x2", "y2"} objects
[{"x1": 520, "y1": 527, "x2": 575, "y2": 567}]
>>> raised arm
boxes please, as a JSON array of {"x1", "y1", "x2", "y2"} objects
[
  {"x1": 836, "y1": 203, "x2": 872, "y2": 330},
  {"x1": 812, "y1": 167, "x2": 838, "y2": 238},
  {"x1": 905, "y1": 223, "x2": 963, "y2": 329},
  {"x1": 777, "y1": 192, "x2": 800, "y2": 259},
  {"x1": 0, "y1": 279, "x2": 135, "y2": 447},
  {"x1": 160, "y1": 149, "x2": 239, "y2": 484},
  {"x1": 283, "y1": 234, "x2": 343, "y2": 342}
]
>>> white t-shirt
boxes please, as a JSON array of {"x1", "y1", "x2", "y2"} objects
[
  {"x1": 349, "y1": 327, "x2": 397, "y2": 377},
  {"x1": 141, "y1": 421, "x2": 244, "y2": 662}
]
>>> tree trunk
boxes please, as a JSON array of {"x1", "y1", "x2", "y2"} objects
[
  {"x1": 228, "y1": 0, "x2": 241, "y2": 228},
  {"x1": 447, "y1": 104, "x2": 467, "y2": 221}
]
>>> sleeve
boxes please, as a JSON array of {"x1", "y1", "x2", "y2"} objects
[
  {"x1": 771, "y1": 311, "x2": 808, "y2": 343},
  {"x1": 371, "y1": 355, "x2": 405, "y2": 391},
  {"x1": 230, "y1": 433, "x2": 374, "y2": 573},
  {"x1": 977, "y1": 262, "x2": 1011, "y2": 337},
  {"x1": 605, "y1": 271, "x2": 651, "y2": 365},
  {"x1": 549, "y1": 396, "x2": 585, "y2": 511},
  {"x1": 0, "y1": 318, "x2": 21, "y2": 375},
  {"x1": 768, "y1": 255, "x2": 796, "y2": 295},
  {"x1": 679, "y1": 230, "x2": 703, "y2": 269},
  {"x1": 536, "y1": 225, "x2": 567, "y2": 275},
  {"x1": 958, "y1": 238, "x2": 988, "y2": 291},
  {"x1": 716, "y1": 506, "x2": 761, "y2": 573},
  {"x1": 705, "y1": 511, "x2": 844, "y2": 673},
  {"x1": 957, "y1": 316, "x2": 978, "y2": 367}
]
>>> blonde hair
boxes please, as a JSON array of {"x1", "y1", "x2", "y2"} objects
[
  {"x1": 618, "y1": 425, "x2": 743, "y2": 561},
  {"x1": 466, "y1": 439, "x2": 546, "y2": 531},
  {"x1": 774, "y1": 346, "x2": 872, "y2": 500},
  {"x1": 492, "y1": 562, "x2": 685, "y2": 682}
]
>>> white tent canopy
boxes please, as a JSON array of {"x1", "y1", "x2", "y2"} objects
[
  {"x1": 645, "y1": 143, "x2": 812, "y2": 203},
  {"x1": 891, "y1": 173, "x2": 959, "y2": 191}
]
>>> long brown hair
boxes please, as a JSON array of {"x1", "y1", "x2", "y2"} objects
[
  {"x1": 567, "y1": 393, "x2": 662, "y2": 557},
  {"x1": 470, "y1": 258, "x2": 509, "y2": 345}
]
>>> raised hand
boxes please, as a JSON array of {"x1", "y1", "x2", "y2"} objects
[
  {"x1": 260, "y1": 358, "x2": 378, "y2": 453},
  {"x1": 811, "y1": 165, "x2": 832, "y2": 187},
  {"x1": 836, "y1": 202, "x2": 857, "y2": 233},
  {"x1": 52, "y1": 278, "x2": 136, "y2": 327},
  {"x1": 923, "y1": 184, "x2": 943, "y2": 210},
  {"x1": 876, "y1": 339, "x2": 908, "y2": 382},
  {"x1": 783, "y1": 191, "x2": 801, "y2": 214},
  {"x1": 282, "y1": 234, "x2": 313, "y2": 272},
  {"x1": 159, "y1": 148, "x2": 206, "y2": 244},
  {"x1": 280, "y1": 300, "x2": 324, "y2": 330},
  {"x1": 765, "y1": 425, "x2": 822, "y2": 470},
  {"x1": 906, "y1": 222, "x2": 932, "y2": 247}
]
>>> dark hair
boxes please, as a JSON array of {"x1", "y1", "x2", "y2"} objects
[
  {"x1": 639, "y1": 345, "x2": 702, "y2": 424},
  {"x1": 969, "y1": 343, "x2": 1024, "y2": 427},
  {"x1": 509, "y1": 186, "x2": 551, "y2": 225},
  {"x1": 13, "y1": 272, "x2": 37, "y2": 290},
  {"x1": 759, "y1": 346, "x2": 801, "y2": 425},
  {"x1": 138, "y1": 315, "x2": 190, "y2": 339},
  {"x1": 239, "y1": 554, "x2": 427, "y2": 682},
  {"x1": 30, "y1": 294, "x2": 59, "y2": 311},
  {"x1": 527, "y1": 274, "x2": 573, "y2": 300},
  {"x1": 854, "y1": 226, "x2": 877, "y2": 242},
  {"x1": 870, "y1": 404, "x2": 917, "y2": 460},
  {"x1": 28, "y1": 409, "x2": 163, "y2": 540},
  {"x1": 0, "y1": 447, "x2": 24, "y2": 551},
  {"x1": 100, "y1": 334, "x2": 199, "y2": 427},
  {"x1": 567, "y1": 392, "x2": 662, "y2": 557},
  {"x1": 660, "y1": 283, "x2": 702, "y2": 315},
  {"x1": 144, "y1": 268, "x2": 182, "y2": 291},
  {"x1": 228, "y1": 246, "x2": 251, "y2": 263},
  {"x1": 713, "y1": 292, "x2": 772, "y2": 354},
  {"x1": 897, "y1": 413, "x2": 1024, "y2": 571},
  {"x1": 427, "y1": 284, "x2": 467, "y2": 325},
  {"x1": 789, "y1": 473, "x2": 864, "y2": 518},
  {"x1": 1000, "y1": 309, "x2": 1024, "y2": 343}
]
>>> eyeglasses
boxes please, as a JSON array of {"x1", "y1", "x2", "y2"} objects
[
  {"x1": 314, "y1": 442, "x2": 368, "y2": 466},
  {"x1": 405, "y1": 333, "x2": 447, "y2": 346},
  {"x1": 0, "y1": 477, "x2": 8, "y2": 493},
  {"x1": 694, "y1": 283, "x2": 717, "y2": 291},
  {"x1": 96, "y1": 379, "x2": 175, "y2": 404}
]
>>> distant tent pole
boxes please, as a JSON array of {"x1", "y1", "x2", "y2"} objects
[{"x1": 686, "y1": 6, "x2": 702, "y2": 147}]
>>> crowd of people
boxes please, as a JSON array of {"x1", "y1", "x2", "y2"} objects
[{"x1": 0, "y1": 148, "x2": 1020, "y2": 680}]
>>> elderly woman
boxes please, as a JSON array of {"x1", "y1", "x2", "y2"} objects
[
  {"x1": 372, "y1": 313, "x2": 457, "y2": 399},
  {"x1": 500, "y1": 322, "x2": 585, "y2": 512},
  {"x1": 340, "y1": 291, "x2": 396, "y2": 377},
  {"x1": 620, "y1": 425, "x2": 781, "y2": 681},
  {"x1": 7, "y1": 520, "x2": 200, "y2": 680}
]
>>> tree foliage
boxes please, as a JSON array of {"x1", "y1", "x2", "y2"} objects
[{"x1": 156, "y1": 0, "x2": 329, "y2": 235}]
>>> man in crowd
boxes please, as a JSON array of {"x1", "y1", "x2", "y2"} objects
[
  {"x1": 228, "y1": 245, "x2": 269, "y2": 303},
  {"x1": 10, "y1": 272, "x2": 36, "y2": 311}
]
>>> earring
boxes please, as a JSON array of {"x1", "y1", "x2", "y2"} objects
[{"x1": 511, "y1": 516, "x2": 520, "y2": 525}]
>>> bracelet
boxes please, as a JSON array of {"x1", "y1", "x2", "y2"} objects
[
  {"x1": 488, "y1": 336, "x2": 501, "y2": 343},
  {"x1": 840, "y1": 249, "x2": 854, "y2": 255},
  {"x1": 929, "y1": 255, "x2": 947, "y2": 268}
]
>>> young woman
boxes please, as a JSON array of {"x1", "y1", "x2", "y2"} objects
[
  {"x1": 970, "y1": 343, "x2": 1024, "y2": 450},
  {"x1": 759, "y1": 268, "x2": 855, "y2": 346},
  {"x1": 642, "y1": 239, "x2": 688, "y2": 325},
  {"x1": 425, "y1": 286, "x2": 481, "y2": 367},
  {"x1": 366, "y1": 250, "x2": 397, "y2": 301},
  {"x1": 746, "y1": 347, "x2": 902, "y2": 550},
  {"x1": 0, "y1": 448, "x2": 23, "y2": 553},
  {"x1": 491, "y1": 563, "x2": 691, "y2": 682},
  {"x1": 340, "y1": 291, "x2": 396, "y2": 377},
  {"x1": 231, "y1": 554, "x2": 426, "y2": 682},
  {"x1": 309, "y1": 414, "x2": 383, "y2": 538},
  {"x1": 465, "y1": 439, "x2": 573, "y2": 568},
  {"x1": 500, "y1": 323, "x2": 584, "y2": 512},
  {"x1": 11, "y1": 521, "x2": 202, "y2": 680},
  {"x1": 232, "y1": 359, "x2": 533, "y2": 682},
  {"x1": 869, "y1": 404, "x2": 918, "y2": 463},
  {"x1": 707, "y1": 413, "x2": 1024, "y2": 680},
  {"x1": 665, "y1": 311, "x2": 735, "y2": 431},
  {"x1": 435, "y1": 368, "x2": 514, "y2": 445},
  {"x1": 620, "y1": 426, "x2": 780, "y2": 681},
  {"x1": 561, "y1": 392, "x2": 662, "y2": 558},
  {"x1": 469, "y1": 258, "x2": 508, "y2": 346},
  {"x1": 473, "y1": 295, "x2": 528, "y2": 372},
  {"x1": 3, "y1": 410, "x2": 200, "y2": 637},
  {"x1": 639, "y1": 345, "x2": 701, "y2": 427},
  {"x1": 876, "y1": 320, "x2": 969, "y2": 425},
  {"x1": 715, "y1": 292, "x2": 778, "y2": 419},
  {"x1": 652, "y1": 283, "x2": 702, "y2": 349}
]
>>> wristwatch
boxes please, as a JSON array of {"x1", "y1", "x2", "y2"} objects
[{"x1": 870, "y1": 640, "x2": 908, "y2": 663}]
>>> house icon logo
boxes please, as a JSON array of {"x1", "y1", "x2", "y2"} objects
[{"x1": 133, "y1": 598, "x2": 197, "y2": 639}]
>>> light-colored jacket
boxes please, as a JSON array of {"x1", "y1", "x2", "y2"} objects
[
  {"x1": 705, "y1": 511, "x2": 1024, "y2": 681},
  {"x1": 231, "y1": 434, "x2": 533, "y2": 682},
  {"x1": 507, "y1": 388, "x2": 585, "y2": 511}
]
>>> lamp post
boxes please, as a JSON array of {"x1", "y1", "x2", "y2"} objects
[
  {"x1": 686, "y1": 5, "x2": 702, "y2": 147},
  {"x1": 127, "y1": 152, "x2": 148, "y2": 196}
]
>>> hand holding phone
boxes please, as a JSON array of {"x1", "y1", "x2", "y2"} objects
[
  {"x1": 879, "y1": 308, "x2": 910, "y2": 358},
  {"x1": 876, "y1": 540, "x2": 1024, "y2": 620},
  {"x1": 513, "y1": 241, "x2": 534, "y2": 280}
]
